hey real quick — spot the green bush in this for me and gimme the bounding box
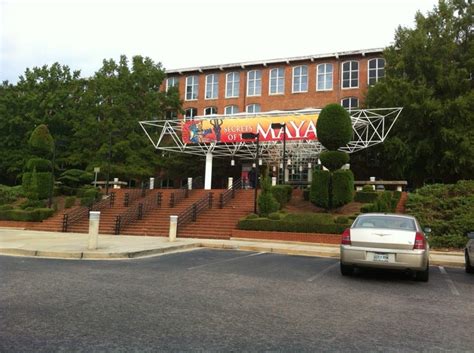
[268,212,282,220]
[310,170,330,208]
[19,199,45,210]
[78,187,100,200]
[332,169,354,208]
[428,234,467,249]
[316,104,352,150]
[335,216,349,224]
[0,204,14,211]
[25,158,52,172]
[362,185,375,192]
[271,185,292,209]
[257,175,280,217]
[246,213,259,220]
[59,169,94,189]
[0,185,22,205]
[354,191,379,203]
[80,197,95,207]
[22,170,52,200]
[28,124,54,157]
[0,208,54,221]
[360,203,376,213]
[319,151,349,171]
[238,215,346,234]
[64,196,76,209]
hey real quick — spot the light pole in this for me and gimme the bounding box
[242,132,260,214]
[270,123,286,183]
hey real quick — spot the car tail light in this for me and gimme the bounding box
[414,232,426,250]
[341,228,351,245]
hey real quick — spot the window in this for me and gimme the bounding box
[341,97,359,110]
[292,65,308,93]
[368,58,385,85]
[205,74,219,99]
[316,63,333,91]
[165,110,178,120]
[226,72,240,98]
[246,104,261,113]
[247,70,262,96]
[166,77,179,91]
[342,61,359,88]
[185,75,198,100]
[269,67,285,95]
[224,105,239,115]
[204,106,218,115]
[185,108,197,120]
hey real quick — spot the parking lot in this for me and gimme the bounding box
[1,249,473,352]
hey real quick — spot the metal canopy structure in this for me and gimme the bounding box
[139,108,402,165]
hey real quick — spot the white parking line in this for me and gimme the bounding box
[187,252,265,270]
[439,266,460,296]
[307,262,339,282]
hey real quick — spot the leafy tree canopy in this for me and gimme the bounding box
[366,0,473,185]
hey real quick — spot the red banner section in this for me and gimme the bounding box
[181,114,319,144]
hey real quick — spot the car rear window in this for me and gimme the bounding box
[353,216,416,231]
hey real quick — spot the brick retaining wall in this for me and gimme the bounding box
[231,229,341,244]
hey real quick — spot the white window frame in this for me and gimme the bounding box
[247,70,262,97]
[185,75,199,101]
[316,63,333,91]
[224,105,239,115]
[225,72,240,98]
[166,77,179,91]
[368,58,385,85]
[292,65,308,93]
[269,67,285,95]
[184,107,197,121]
[341,61,359,89]
[205,74,219,100]
[204,106,218,115]
[246,104,261,113]
[341,97,359,111]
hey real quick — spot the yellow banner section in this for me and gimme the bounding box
[182,114,319,144]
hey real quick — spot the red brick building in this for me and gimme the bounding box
[164,48,385,119]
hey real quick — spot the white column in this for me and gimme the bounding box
[204,152,213,190]
[307,170,312,183]
[113,177,119,189]
[284,169,289,183]
[228,177,233,189]
[88,211,100,250]
[397,186,403,192]
[149,177,155,190]
[188,177,193,190]
[169,215,178,242]
[271,177,277,186]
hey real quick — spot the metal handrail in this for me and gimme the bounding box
[115,191,162,235]
[219,178,242,209]
[62,192,115,232]
[177,192,213,230]
[123,185,147,207]
[169,185,189,208]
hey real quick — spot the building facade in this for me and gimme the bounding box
[163,48,385,119]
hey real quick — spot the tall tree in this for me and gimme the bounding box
[365,0,473,186]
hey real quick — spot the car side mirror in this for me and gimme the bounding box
[424,227,432,234]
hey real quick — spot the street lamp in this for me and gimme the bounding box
[270,123,286,183]
[242,132,260,214]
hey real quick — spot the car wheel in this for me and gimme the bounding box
[340,262,354,276]
[414,262,429,282]
[466,251,474,274]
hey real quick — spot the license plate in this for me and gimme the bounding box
[373,253,389,262]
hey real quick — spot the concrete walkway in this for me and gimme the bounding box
[0,228,465,268]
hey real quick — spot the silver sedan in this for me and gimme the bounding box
[340,213,430,281]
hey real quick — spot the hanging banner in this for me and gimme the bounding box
[181,114,319,144]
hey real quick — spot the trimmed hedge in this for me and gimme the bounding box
[0,208,54,221]
[354,191,379,203]
[25,158,52,172]
[64,196,76,209]
[28,124,54,157]
[332,169,354,208]
[257,176,279,216]
[310,170,330,208]
[238,218,347,234]
[359,191,400,213]
[271,185,292,209]
[22,171,52,200]
[316,104,352,150]
[319,151,349,171]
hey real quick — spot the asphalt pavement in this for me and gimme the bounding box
[1,249,473,352]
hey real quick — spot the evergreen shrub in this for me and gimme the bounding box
[332,170,354,208]
[310,170,330,208]
[271,185,292,208]
[316,104,352,150]
[319,151,349,171]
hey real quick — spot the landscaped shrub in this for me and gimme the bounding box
[427,234,468,249]
[59,169,94,189]
[19,199,45,210]
[319,151,349,171]
[0,185,22,205]
[335,216,349,224]
[271,185,292,209]
[28,124,54,157]
[310,170,330,208]
[0,208,54,221]
[362,185,375,192]
[332,169,354,208]
[64,196,76,209]
[25,158,52,172]
[246,213,259,220]
[257,175,280,217]
[22,169,52,200]
[354,191,379,203]
[316,104,352,150]
[268,212,282,220]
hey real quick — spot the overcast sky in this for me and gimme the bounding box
[1,0,439,83]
